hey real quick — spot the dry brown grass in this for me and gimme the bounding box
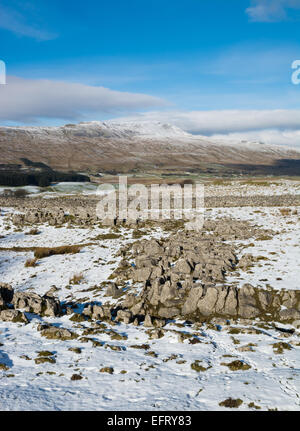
[69,273,84,285]
[24,258,38,268]
[94,233,121,240]
[211,179,232,186]
[34,245,82,259]
[279,208,291,216]
[0,242,94,256]
[240,180,277,186]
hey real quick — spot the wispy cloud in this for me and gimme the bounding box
[113,109,300,134]
[0,76,166,123]
[209,128,300,148]
[246,0,300,22]
[0,2,56,40]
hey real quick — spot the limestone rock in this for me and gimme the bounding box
[197,287,218,317]
[116,310,132,324]
[279,309,300,322]
[182,286,203,315]
[105,283,121,298]
[0,309,28,324]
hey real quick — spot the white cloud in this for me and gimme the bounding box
[0,3,56,40]
[113,109,300,148]
[114,109,300,133]
[0,76,166,123]
[209,129,300,148]
[246,0,300,22]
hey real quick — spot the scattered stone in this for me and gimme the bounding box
[39,325,78,340]
[68,347,82,354]
[219,398,243,408]
[99,367,114,374]
[105,283,121,298]
[35,357,56,364]
[221,360,251,371]
[191,361,211,372]
[71,374,83,381]
[0,363,10,371]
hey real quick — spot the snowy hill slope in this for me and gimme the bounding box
[0,121,299,173]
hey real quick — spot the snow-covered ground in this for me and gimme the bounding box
[206,180,300,196]
[210,206,300,291]
[0,188,299,411]
[0,182,99,197]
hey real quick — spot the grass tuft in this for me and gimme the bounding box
[34,245,82,259]
[25,258,38,268]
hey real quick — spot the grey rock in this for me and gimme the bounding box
[0,309,28,324]
[157,307,179,319]
[238,304,260,319]
[197,287,218,316]
[238,284,259,318]
[116,310,132,324]
[174,259,192,275]
[132,267,152,282]
[223,289,238,316]
[279,309,300,322]
[12,292,62,317]
[144,314,153,327]
[182,286,203,315]
[258,291,273,311]
[105,283,121,298]
[82,305,93,317]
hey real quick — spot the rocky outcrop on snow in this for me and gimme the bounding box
[0,286,63,323]
[103,222,300,327]
[5,193,300,231]
[1,215,299,328]
[12,291,62,317]
[115,271,300,326]
[10,207,128,227]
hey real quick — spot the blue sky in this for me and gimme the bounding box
[0,0,300,146]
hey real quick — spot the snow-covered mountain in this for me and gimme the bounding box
[0,121,191,140]
[0,121,299,173]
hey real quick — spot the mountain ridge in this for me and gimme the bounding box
[0,121,299,174]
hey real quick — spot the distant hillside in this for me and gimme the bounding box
[0,121,299,175]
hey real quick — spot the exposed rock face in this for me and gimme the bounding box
[11,208,97,227]
[105,283,121,298]
[113,218,266,287]
[115,310,133,324]
[0,283,14,307]
[12,292,62,317]
[119,282,300,325]
[0,309,28,324]
[107,223,300,326]
[4,193,300,234]
[38,324,78,340]
[10,207,142,227]
[0,286,62,323]
[88,304,113,321]
[0,216,298,329]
